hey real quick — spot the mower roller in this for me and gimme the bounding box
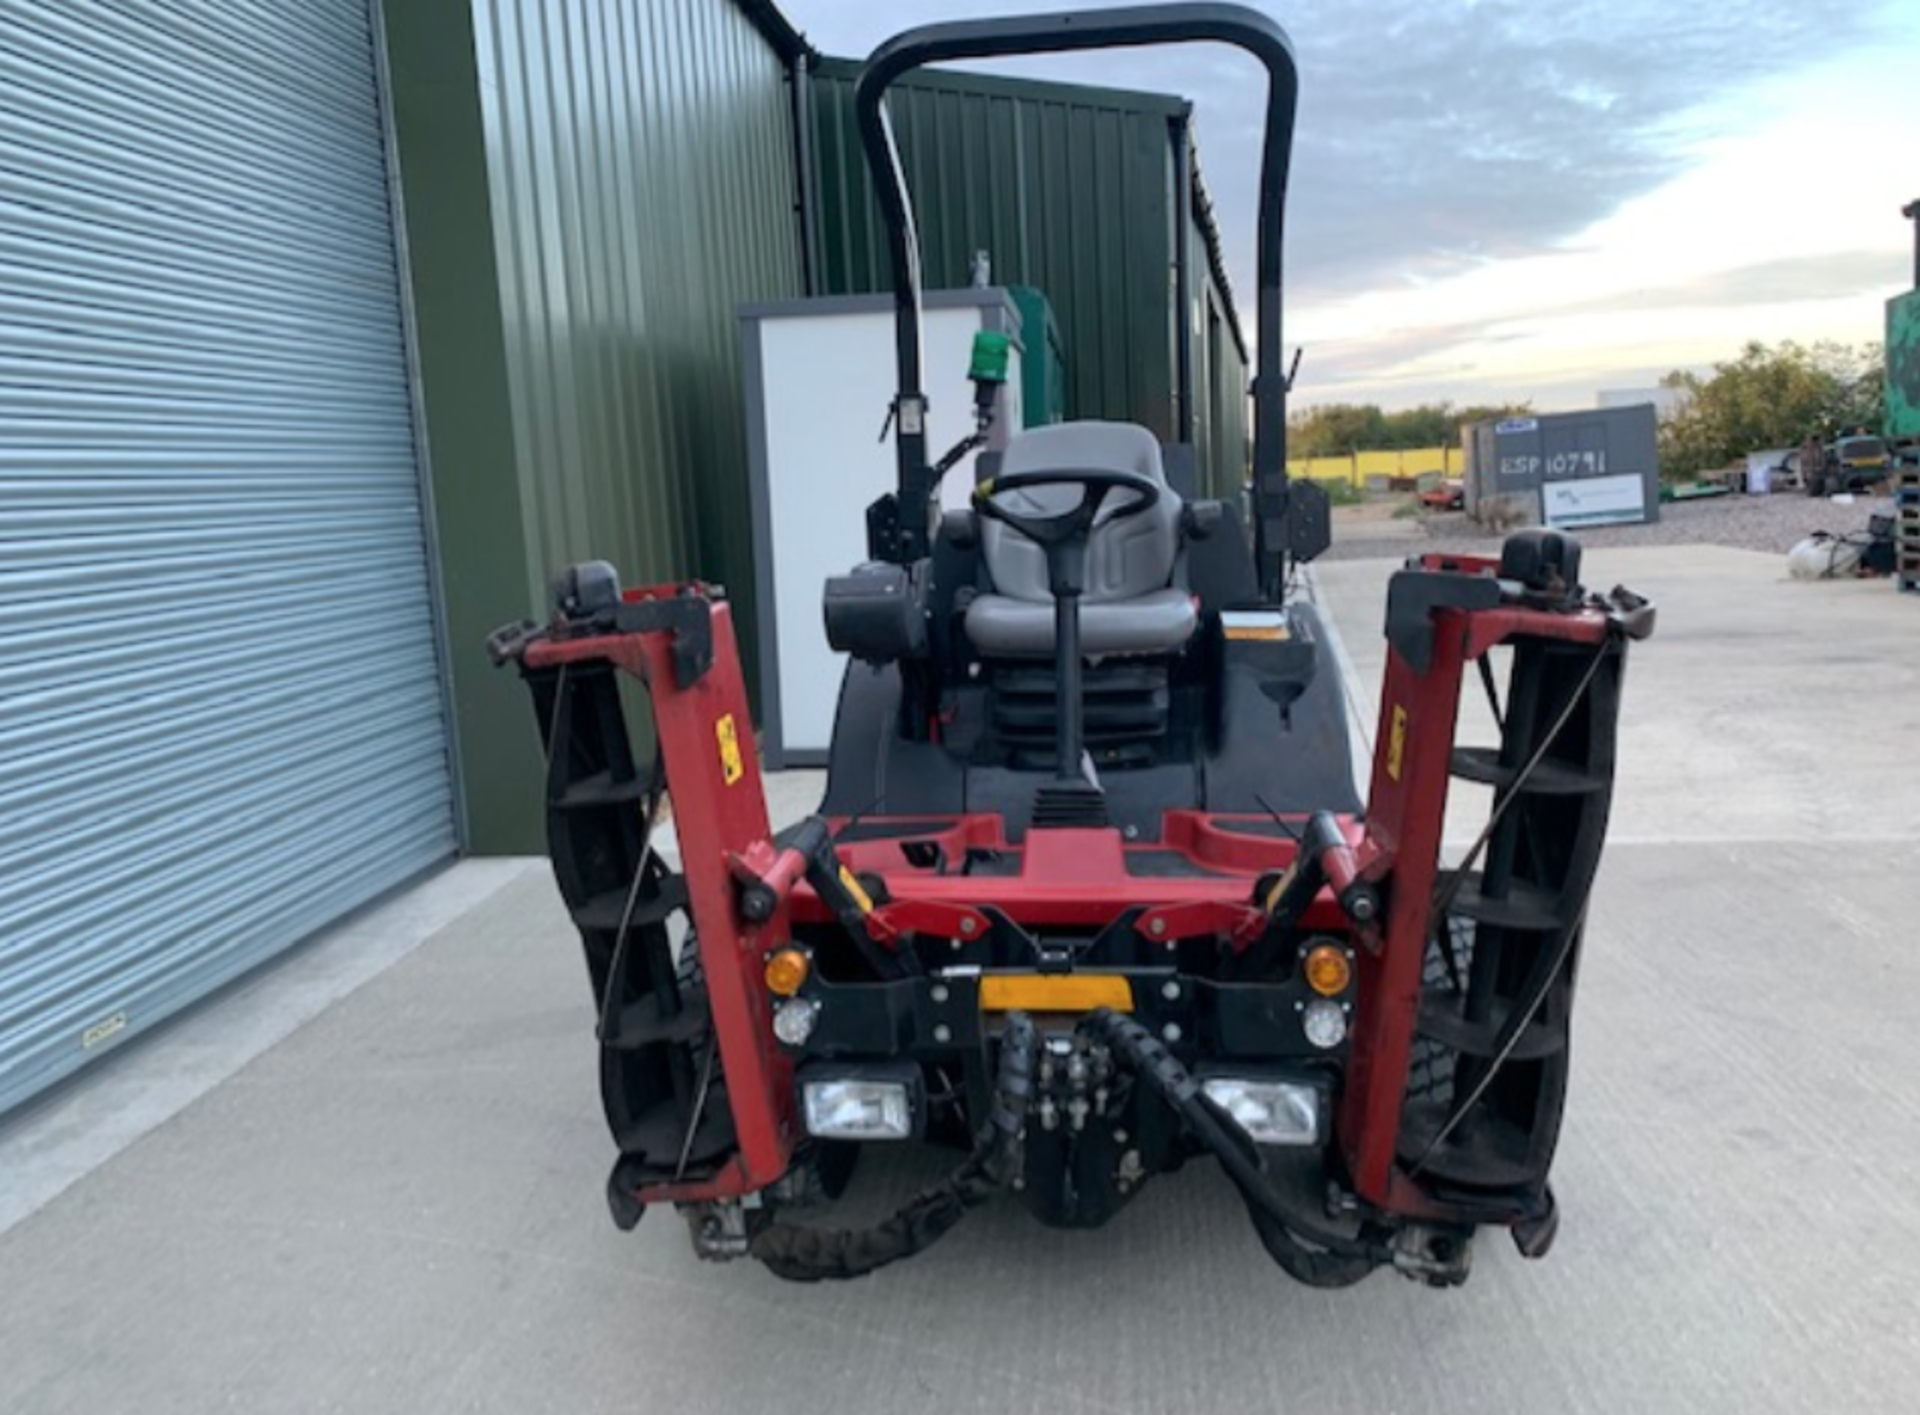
[490,2,1654,1287]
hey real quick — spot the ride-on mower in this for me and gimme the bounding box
[490,3,1654,1287]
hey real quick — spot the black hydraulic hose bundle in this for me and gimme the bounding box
[749,1013,1037,1282]
[1084,1009,1388,1265]
[749,1007,1388,1279]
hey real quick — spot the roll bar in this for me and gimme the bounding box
[855,4,1300,588]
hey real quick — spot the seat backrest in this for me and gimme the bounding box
[979,422,1184,603]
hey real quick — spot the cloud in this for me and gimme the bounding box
[788,0,1914,404]
[1235,0,1890,299]
[791,0,1893,300]
[1292,247,1902,406]
[1545,248,1904,319]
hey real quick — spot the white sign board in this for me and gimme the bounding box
[749,299,1023,760]
[1541,473,1646,529]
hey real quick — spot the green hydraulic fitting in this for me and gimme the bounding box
[969,330,1012,384]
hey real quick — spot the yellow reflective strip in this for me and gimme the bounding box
[978,974,1133,1013]
[838,865,874,915]
[1264,862,1298,914]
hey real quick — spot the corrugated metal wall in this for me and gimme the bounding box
[811,60,1182,447]
[1195,275,1250,500]
[0,0,456,1110]
[810,59,1250,500]
[470,0,805,635]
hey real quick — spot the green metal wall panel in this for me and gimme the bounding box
[386,0,803,853]
[1193,270,1250,500]
[811,60,1181,442]
[473,0,803,627]
[385,0,806,848]
[383,0,532,853]
[810,59,1249,499]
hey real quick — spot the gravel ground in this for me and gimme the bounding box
[1320,487,1898,561]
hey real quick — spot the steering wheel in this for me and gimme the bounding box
[970,466,1162,549]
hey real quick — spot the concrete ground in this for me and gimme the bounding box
[4,546,1918,1414]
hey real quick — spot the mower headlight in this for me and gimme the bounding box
[1302,999,1348,1049]
[772,997,820,1047]
[801,1076,916,1141]
[1200,1076,1325,1146]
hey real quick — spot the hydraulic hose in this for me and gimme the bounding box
[1084,1009,1389,1264]
[749,1013,1036,1282]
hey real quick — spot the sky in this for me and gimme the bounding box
[790,0,1920,412]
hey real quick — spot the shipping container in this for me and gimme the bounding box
[1462,406,1660,529]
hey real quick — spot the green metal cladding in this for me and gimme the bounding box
[470,0,804,625]
[384,0,804,851]
[808,58,1250,497]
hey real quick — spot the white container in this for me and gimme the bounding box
[1787,534,1861,579]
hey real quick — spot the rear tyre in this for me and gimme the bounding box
[1405,918,1473,1103]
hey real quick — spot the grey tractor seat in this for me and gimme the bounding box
[965,421,1198,658]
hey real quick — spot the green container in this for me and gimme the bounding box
[1008,286,1067,427]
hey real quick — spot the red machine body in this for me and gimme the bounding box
[506,552,1648,1282]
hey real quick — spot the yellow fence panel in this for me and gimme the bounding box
[1284,445,1459,487]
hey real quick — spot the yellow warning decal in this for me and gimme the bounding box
[716,713,744,786]
[1386,704,1408,782]
[838,865,875,914]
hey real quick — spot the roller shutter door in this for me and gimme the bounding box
[0,0,456,1112]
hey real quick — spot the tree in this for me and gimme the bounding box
[1288,400,1533,457]
[1655,340,1886,476]
[1288,403,1387,456]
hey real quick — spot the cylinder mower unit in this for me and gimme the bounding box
[488,3,1655,1289]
